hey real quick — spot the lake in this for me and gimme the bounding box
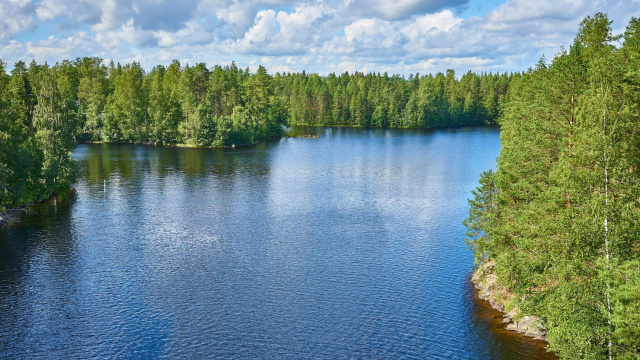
[0,126,555,359]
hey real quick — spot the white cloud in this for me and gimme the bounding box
[155,20,212,47]
[0,0,36,42]
[91,0,127,32]
[0,32,101,66]
[347,0,468,20]
[276,3,328,40]
[95,19,156,48]
[238,9,278,46]
[344,18,404,56]
[214,2,260,38]
[269,64,295,73]
[402,10,462,40]
[36,0,70,21]
[229,4,337,55]
[1,0,640,77]
[486,0,586,24]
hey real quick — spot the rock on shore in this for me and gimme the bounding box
[472,259,547,341]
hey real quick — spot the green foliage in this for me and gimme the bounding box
[33,65,78,194]
[76,57,109,141]
[105,62,146,143]
[276,69,514,128]
[465,13,640,359]
[611,260,640,359]
[464,169,497,263]
[0,13,636,358]
[0,60,77,210]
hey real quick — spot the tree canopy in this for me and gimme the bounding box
[465,14,640,359]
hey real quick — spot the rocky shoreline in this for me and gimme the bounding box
[472,259,547,341]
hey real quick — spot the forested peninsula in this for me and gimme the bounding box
[0,54,515,210]
[465,14,640,359]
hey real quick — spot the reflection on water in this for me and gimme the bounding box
[0,126,554,359]
[467,277,557,360]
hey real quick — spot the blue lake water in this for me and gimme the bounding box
[0,126,555,359]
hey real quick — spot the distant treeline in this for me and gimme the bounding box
[276,69,515,128]
[8,58,517,146]
[0,57,516,209]
[465,14,640,359]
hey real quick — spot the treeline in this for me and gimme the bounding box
[6,59,518,148]
[76,60,288,147]
[465,14,640,359]
[275,70,515,128]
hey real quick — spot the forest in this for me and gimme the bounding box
[0,55,515,210]
[465,14,640,359]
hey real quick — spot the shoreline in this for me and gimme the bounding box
[0,189,73,229]
[471,259,548,341]
[76,140,259,149]
[75,124,498,149]
[0,206,28,228]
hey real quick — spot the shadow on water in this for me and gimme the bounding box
[74,143,275,186]
[0,192,83,356]
[0,192,78,275]
[465,274,558,360]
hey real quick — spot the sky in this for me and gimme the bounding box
[1,0,639,76]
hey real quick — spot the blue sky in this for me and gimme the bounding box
[1,0,638,75]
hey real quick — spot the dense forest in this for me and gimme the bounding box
[465,14,640,359]
[276,69,514,128]
[0,61,78,212]
[0,55,515,210]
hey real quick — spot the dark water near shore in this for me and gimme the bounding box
[0,126,555,359]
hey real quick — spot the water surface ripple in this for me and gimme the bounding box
[0,127,554,359]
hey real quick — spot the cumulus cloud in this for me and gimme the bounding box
[214,1,262,38]
[347,0,468,20]
[36,0,70,21]
[234,9,278,49]
[0,0,36,42]
[320,10,463,60]
[0,32,103,66]
[31,0,201,32]
[94,19,157,48]
[155,20,213,47]
[205,0,301,38]
[276,3,328,41]
[90,0,129,32]
[403,10,463,38]
[229,3,337,55]
[1,0,640,76]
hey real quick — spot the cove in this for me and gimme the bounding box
[0,126,554,359]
